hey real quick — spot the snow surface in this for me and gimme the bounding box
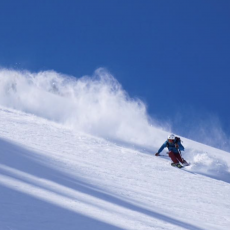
[0,69,230,230]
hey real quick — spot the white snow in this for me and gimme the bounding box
[0,69,230,230]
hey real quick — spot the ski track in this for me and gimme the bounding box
[0,106,230,230]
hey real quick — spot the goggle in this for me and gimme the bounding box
[168,139,174,142]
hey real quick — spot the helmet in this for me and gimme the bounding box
[168,134,175,140]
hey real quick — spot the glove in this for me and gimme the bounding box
[175,144,179,149]
[155,153,160,156]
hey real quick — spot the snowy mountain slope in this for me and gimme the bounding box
[1,107,230,230]
[1,69,230,229]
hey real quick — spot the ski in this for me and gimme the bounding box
[157,154,191,167]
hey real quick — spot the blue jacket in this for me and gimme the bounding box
[157,140,184,154]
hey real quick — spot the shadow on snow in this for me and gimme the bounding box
[0,138,205,230]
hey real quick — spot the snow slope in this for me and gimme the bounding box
[1,107,230,230]
[0,68,230,230]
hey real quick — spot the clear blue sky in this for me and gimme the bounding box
[0,0,230,141]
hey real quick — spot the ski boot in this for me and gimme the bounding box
[171,163,183,168]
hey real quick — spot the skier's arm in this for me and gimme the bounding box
[178,142,184,151]
[155,142,167,155]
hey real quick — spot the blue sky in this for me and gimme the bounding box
[0,0,230,144]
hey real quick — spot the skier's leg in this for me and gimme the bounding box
[168,151,179,163]
[176,153,189,165]
[175,153,184,163]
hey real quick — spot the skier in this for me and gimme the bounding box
[155,134,189,168]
